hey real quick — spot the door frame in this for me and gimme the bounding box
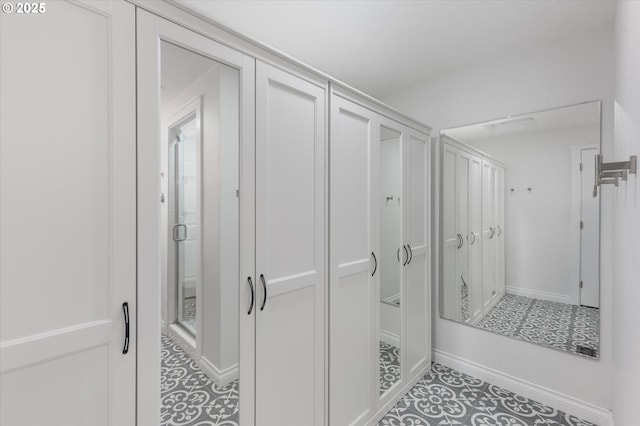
[136,9,256,426]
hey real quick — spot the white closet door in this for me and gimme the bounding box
[495,167,506,298]
[457,152,471,323]
[442,143,460,320]
[404,128,430,377]
[255,63,325,426]
[468,154,484,324]
[329,95,377,426]
[0,2,136,425]
[481,160,496,311]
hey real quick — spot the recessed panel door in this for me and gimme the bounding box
[255,63,325,426]
[468,154,484,324]
[0,2,136,425]
[403,129,430,378]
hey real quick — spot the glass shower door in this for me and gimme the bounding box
[172,115,199,336]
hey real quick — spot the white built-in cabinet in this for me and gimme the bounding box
[442,136,505,324]
[482,157,506,310]
[0,2,136,425]
[1,2,431,425]
[330,89,431,426]
[254,62,326,426]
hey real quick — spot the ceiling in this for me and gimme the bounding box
[442,101,601,143]
[174,0,615,97]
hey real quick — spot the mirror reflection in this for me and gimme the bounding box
[379,126,402,395]
[160,41,240,423]
[440,101,601,358]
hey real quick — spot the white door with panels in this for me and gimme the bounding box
[442,143,462,320]
[402,127,431,378]
[482,160,498,310]
[136,11,257,425]
[255,62,326,426]
[330,94,378,426]
[1,1,136,425]
[441,137,483,324]
[330,90,431,425]
[495,166,506,299]
[468,153,484,324]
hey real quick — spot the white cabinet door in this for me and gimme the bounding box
[0,2,136,425]
[468,154,484,324]
[457,152,471,323]
[403,128,430,377]
[481,160,496,311]
[329,95,377,426]
[255,63,325,426]
[442,144,460,320]
[495,166,506,298]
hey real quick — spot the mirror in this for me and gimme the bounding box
[160,40,240,423]
[379,125,402,394]
[440,101,601,358]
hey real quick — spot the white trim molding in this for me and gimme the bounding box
[506,287,572,305]
[433,349,613,426]
[199,357,239,388]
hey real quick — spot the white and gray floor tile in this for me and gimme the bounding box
[476,294,599,357]
[378,363,596,426]
[161,334,238,426]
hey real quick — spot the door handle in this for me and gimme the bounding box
[407,244,413,265]
[260,274,267,311]
[402,245,409,266]
[469,232,476,246]
[489,227,495,239]
[371,252,378,276]
[496,225,502,237]
[172,224,187,241]
[122,302,130,355]
[457,233,464,249]
[397,248,401,263]
[247,277,255,315]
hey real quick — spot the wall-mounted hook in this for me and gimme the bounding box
[594,154,637,197]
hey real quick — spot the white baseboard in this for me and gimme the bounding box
[380,330,400,348]
[199,356,238,388]
[506,286,571,304]
[433,349,613,426]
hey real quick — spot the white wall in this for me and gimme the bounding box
[382,23,614,414]
[612,1,640,423]
[470,124,600,304]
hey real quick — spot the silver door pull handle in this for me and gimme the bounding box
[173,224,187,242]
[456,233,464,249]
[469,232,476,246]
[489,227,495,239]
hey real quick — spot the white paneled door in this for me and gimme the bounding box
[403,128,430,377]
[255,62,326,426]
[0,1,136,425]
[329,95,378,426]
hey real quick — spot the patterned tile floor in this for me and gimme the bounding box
[379,363,596,426]
[162,334,594,426]
[380,342,400,394]
[476,294,599,357]
[161,334,239,426]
